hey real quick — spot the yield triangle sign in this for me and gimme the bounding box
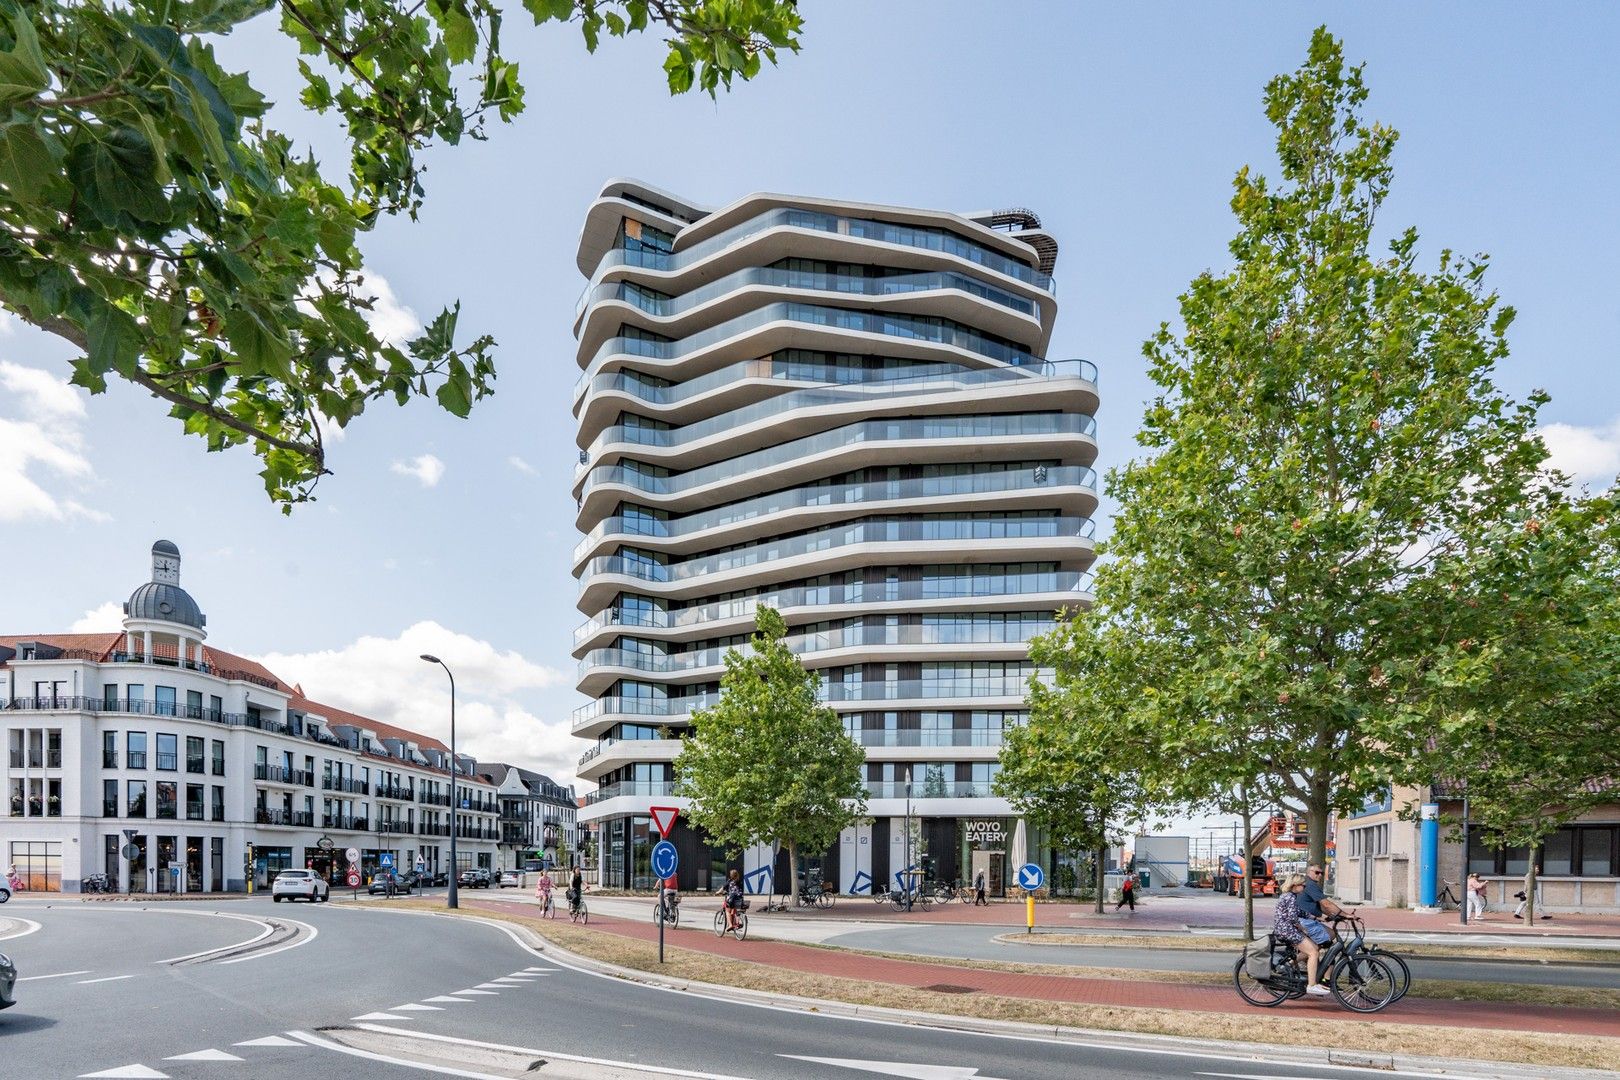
[649,805,679,838]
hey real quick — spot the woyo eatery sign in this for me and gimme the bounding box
[965,819,1007,845]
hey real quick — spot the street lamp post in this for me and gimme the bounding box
[904,766,914,913]
[420,654,458,910]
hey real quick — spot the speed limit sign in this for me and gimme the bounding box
[346,868,361,887]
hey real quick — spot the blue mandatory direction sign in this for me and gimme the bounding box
[379,853,394,870]
[651,840,679,880]
[1017,862,1044,891]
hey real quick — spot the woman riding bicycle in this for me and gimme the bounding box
[568,866,584,913]
[535,868,554,916]
[719,868,744,931]
[1273,873,1330,996]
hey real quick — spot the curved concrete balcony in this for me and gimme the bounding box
[577,366,1097,473]
[573,302,1050,397]
[576,620,1055,696]
[570,676,1041,739]
[573,466,1098,569]
[576,736,681,782]
[572,570,1095,654]
[576,517,1095,612]
[575,412,1096,514]
[575,266,1047,360]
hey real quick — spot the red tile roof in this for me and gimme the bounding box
[0,633,121,659]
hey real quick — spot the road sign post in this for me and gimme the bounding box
[1017,863,1044,935]
[651,839,679,964]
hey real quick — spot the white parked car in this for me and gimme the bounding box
[271,869,330,903]
[498,871,521,888]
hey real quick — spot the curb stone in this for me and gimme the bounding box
[446,909,1619,1080]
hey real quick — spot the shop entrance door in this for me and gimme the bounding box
[971,851,1005,898]
[1360,855,1375,904]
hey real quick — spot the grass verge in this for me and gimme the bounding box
[408,900,1620,1073]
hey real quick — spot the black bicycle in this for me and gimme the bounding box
[568,888,589,924]
[1333,912,1412,1003]
[1233,930,1399,1013]
[1435,880,1463,910]
[652,889,679,929]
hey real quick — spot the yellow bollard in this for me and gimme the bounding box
[1026,893,1035,934]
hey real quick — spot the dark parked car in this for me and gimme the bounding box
[368,874,412,896]
[457,868,493,888]
[407,870,447,889]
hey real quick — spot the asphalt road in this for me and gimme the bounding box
[0,895,1569,1080]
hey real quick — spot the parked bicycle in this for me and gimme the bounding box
[82,873,114,894]
[927,879,974,904]
[1435,880,1463,911]
[1233,921,1400,1012]
[873,884,932,911]
[795,879,836,909]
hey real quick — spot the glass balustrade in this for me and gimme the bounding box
[574,570,1095,645]
[584,780,678,805]
[574,467,1097,561]
[582,516,1092,588]
[582,366,1097,459]
[578,355,1097,412]
[580,266,1039,326]
[865,781,996,799]
[573,675,1047,727]
[579,414,1093,502]
[852,729,1008,748]
[579,620,1057,679]
[577,207,1055,319]
[577,302,1044,390]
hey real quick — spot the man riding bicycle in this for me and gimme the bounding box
[1299,863,1354,977]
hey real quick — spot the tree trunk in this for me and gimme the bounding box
[1306,784,1331,872]
[1239,796,1255,941]
[787,840,798,906]
[1523,862,1536,923]
[1093,844,1105,915]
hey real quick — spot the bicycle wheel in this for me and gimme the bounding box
[873,890,889,904]
[652,902,663,926]
[577,900,589,925]
[734,912,748,940]
[817,890,834,909]
[1330,955,1397,1013]
[1368,946,1411,1002]
[1231,956,1289,1007]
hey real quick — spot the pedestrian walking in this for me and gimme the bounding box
[1115,872,1137,911]
[973,868,988,906]
[1466,872,1487,921]
[1514,866,1552,920]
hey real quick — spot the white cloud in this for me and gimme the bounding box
[361,271,423,347]
[1541,417,1620,490]
[253,621,574,780]
[0,360,108,523]
[69,601,125,633]
[391,453,445,488]
[507,455,536,475]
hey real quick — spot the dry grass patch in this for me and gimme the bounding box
[433,902,1620,1073]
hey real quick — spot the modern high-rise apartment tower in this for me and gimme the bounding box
[571,180,1098,896]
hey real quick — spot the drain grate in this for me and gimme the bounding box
[919,983,978,994]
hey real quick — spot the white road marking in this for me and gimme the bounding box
[218,918,318,964]
[453,987,498,995]
[352,1011,412,1021]
[472,982,509,989]
[77,974,138,985]
[77,1067,168,1079]
[164,1050,243,1062]
[233,1036,301,1048]
[423,995,473,1003]
[153,912,277,964]
[488,976,530,983]
[522,966,559,972]
[0,916,43,941]
[391,1002,444,1011]
[18,969,92,981]
[286,1029,530,1080]
[346,1024,757,1080]
[782,1057,1005,1079]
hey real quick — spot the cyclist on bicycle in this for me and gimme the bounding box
[1273,873,1330,996]
[1299,863,1351,973]
[719,868,744,931]
[535,868,554,915]
[568,866,584,914]
[659,873,680,920]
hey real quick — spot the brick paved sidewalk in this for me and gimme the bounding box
[468,898,1620,1039]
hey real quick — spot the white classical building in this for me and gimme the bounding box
[570,180,1099,896]
[1,541,503,893]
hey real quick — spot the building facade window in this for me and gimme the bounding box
[156,733,177,771]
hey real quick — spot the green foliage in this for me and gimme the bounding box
[1078,28,1560,866]
[0,0,801,508]
[674,605,866,902]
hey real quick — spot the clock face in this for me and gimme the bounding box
[153,556,180,581]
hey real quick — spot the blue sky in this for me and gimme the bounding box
[3,3,1617,802]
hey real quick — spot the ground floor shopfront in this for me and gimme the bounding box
[1,821,497,893]
[591,811,1068,898]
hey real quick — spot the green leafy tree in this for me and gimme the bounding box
[1090,27,1556,867]
[674,605,866,904]
[1396,492,1619,919]
[997,619,1159,914]
[0,0,801,507]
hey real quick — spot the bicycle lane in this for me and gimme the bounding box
[459,899,1620,1039]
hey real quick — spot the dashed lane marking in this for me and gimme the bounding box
[472,982,509,990]
[76,1067,168,1079]
[163,1050,243,1062]
[453,987,498,995]
[352,1011,412,1021]
[77,974,137,985]
[19,969,91,981]
[423,995,474,1003]
[391,1003,444,1011]
[233,1036,301,1047]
